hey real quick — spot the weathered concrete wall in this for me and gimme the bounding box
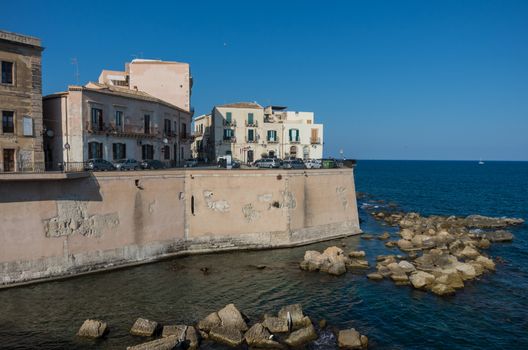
[0,168,360,287]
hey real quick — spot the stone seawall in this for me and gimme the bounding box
[0,168,360,287]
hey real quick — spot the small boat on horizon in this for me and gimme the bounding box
[479,158,485,165]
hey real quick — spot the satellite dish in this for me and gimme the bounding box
[163,138,168,144]
[46,129,54,137]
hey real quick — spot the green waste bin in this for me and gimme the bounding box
[322,159,335,169]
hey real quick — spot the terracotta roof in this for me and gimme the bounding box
[216,102,263,109]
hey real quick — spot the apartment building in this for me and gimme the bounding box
[43,59,193,168]
[192,114,213,161]
[0,30,44,172]
[43,84,192,168]
[206,102,323,163]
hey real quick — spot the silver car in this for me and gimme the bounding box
[257,158,280,168]
[114,159,140,170]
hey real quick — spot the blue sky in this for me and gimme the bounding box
[2,0,527,160]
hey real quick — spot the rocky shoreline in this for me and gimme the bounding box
[77,303,368,349]
[301,197,524,296]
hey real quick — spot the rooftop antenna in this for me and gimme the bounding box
[71,57,80,84]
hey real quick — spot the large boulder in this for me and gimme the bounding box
[367,272,384,280]
[77,319,108,338]
[337,328,368,349]
[409,271,435,289]
[126,335,179,350]
[398,260,416,273]
[346,259,369,269]
[197,312,221,333]
[328,261,347,276]
[278,304,304,330]
[300,251,327,271]
[477,230,514,242]
[431,283,455,296]
[475,256,496,271]
[390,274,409,284]
[349,250,366,258]
[323,246,347,264]
[434,268,464,289]
[209,325,244,347]
[130,318,159,337]
[460,246,480,259]
[218,304,248,331]
[284,324,318,347]
[400,229,414,240]
[397,239,413,251]
[162,325,199,349]
[244,323,283,349]
[454,263,477,280]
[262,316,289,333]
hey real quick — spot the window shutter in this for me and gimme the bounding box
[289,129,292,141]
[123,143,126,158]
[113,143,117,159]
[248,113,253,124]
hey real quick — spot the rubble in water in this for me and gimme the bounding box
[367,209,523,296]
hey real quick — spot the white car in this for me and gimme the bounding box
[304,159,322,169]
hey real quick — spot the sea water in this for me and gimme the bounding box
[0,160,527,349]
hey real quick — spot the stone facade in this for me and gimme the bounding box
[0,168,360,287]
[0,30,44,172]
[43,83,192,167]
[199,102,324,163]
[192,113,213,160]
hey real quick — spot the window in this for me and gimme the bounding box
[247,113,254,125]
[223,128,234,140]
[144,114,151,134]
[115,111,123,128]
[267,130,277,142]
[247,129,255,142]
[3,149,15,172]
[88,142,103,159]
[23,116,33,136]
[142,144,154,160]
[2,111,14,133]
[289,129,300,142]
[112,143,126,159]
[163,145,170,160]
[164,119,172,134]
[181,123,187,138]
[91,108,103,130]
[1,61,13,84]
[226,112,232,124]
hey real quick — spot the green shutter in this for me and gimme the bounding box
[248,113,254,125]
[289,129,292,141]
[226,112,232,123]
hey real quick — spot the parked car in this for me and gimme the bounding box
[184,158,199,167]
[218,157,241,169]
[321,158,343,169]
[140,159,166,170]
[282,158,306,169]
[256,158,281,168]
[252,159,263,167]
[304,159,322,169]
[85,158,115,171]
[114,159,140,171]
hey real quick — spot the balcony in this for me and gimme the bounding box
[246,137,258,143]
[86,122,158,139]
[267,137,279,144]
[245,120,258,127]
[289,139,301,144]
[223,120,237,127]
[310,137,321,144]
[223,137,237,143]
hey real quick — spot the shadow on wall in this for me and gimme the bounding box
[0,175,103,203]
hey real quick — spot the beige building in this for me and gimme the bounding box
[43,83,192,167]
[192,113,212,160]
[203,102,323,163]
[98,59,192,112]
[0,30,44,172]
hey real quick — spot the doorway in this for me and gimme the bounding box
[3,149,15,172]
[247,150,254,163]
[289,146,297,158]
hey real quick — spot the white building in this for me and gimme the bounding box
[199,102,323,163]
